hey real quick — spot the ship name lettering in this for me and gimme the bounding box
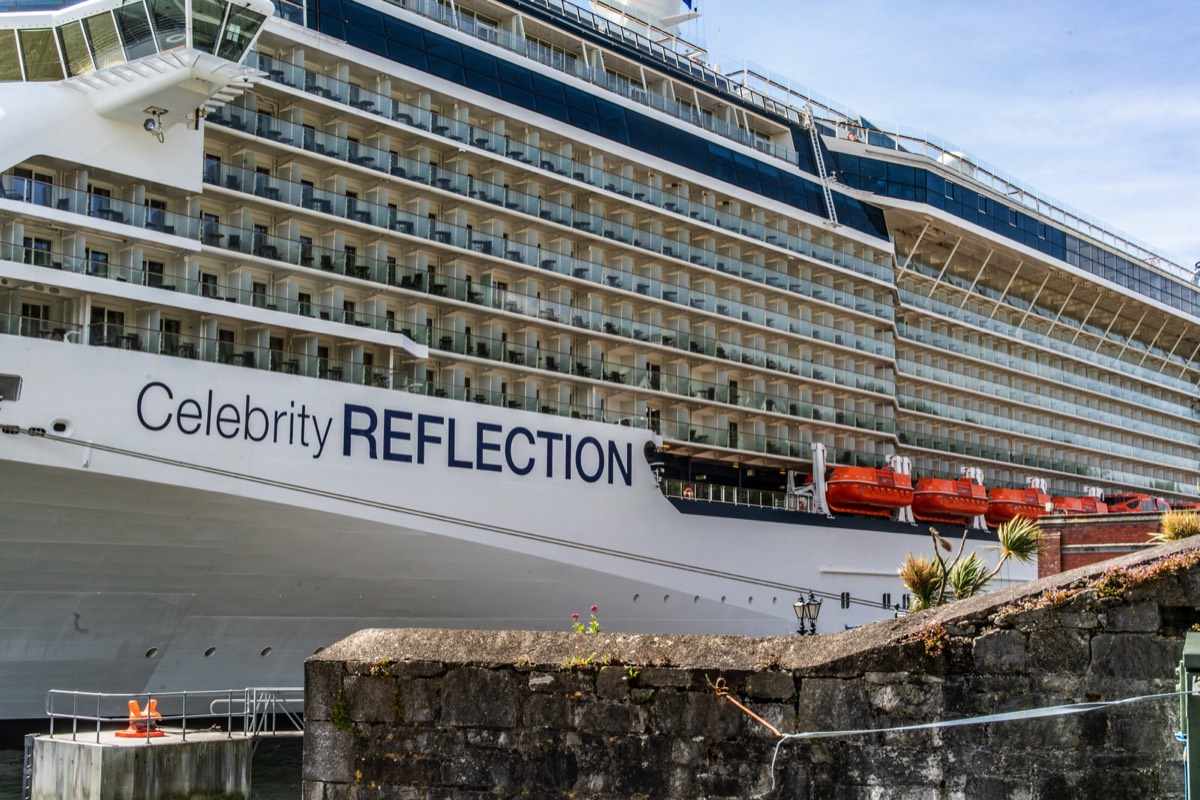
[136,381,332,458]
[343,403,632,485]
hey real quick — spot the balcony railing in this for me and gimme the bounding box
[246,51,893,284]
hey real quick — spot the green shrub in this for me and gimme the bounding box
[1155,510,1200,541]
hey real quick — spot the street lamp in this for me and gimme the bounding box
[793,592,822,636]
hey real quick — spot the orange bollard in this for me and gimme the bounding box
[115,698,164,738]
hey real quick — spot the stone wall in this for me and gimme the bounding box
[304,539,1200,799]
[1039,512,1161,577]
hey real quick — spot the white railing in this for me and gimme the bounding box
[661,478,810,513]
[44,687,304,743]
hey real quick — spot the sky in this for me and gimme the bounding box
[683,0,1199,271]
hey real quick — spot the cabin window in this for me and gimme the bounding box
[201,272,219,298]
[22,237,52,266]
[20,303,50,337]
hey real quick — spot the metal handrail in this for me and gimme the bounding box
[661,478,810,513]
[44,687,303,744]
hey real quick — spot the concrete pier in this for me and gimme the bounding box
[31,730,252,800]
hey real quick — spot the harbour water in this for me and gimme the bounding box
[0,736,302,799]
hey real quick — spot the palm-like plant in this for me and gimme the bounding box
[899,554,942,610]
[898,516,1044,610]
[991,516,1042,567]
[948,551,988,600]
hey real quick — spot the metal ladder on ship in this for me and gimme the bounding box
[802,104,839,227]
[22,733,35,800]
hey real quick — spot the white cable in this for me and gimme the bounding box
[769,689,1188,789]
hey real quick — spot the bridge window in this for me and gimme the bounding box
[0,30,19,82]
[56,21,94,77]
[83,11,124,70]
[115,3,157,61]
[18,28,64,81]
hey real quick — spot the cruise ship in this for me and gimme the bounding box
[1,0,1196,721]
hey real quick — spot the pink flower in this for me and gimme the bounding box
[590,605,599,612]
[572,613,579,620]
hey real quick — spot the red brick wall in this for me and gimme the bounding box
[1038,514,1161,577]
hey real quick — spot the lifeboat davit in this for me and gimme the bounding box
[824,466,914,518]
[911,477,987,525]
[985,487,1050,527]
[1052,496,1109,515]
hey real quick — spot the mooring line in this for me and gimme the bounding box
[707,679,1190,791]
[764,689,1189,789]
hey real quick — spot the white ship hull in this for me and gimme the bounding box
[0,338,1027,720]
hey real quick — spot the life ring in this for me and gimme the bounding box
[846,131,858,142]
[683,487,694,500]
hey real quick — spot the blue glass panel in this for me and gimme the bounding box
[318,16,345,40]
[886,162,914,186]
[343,4,385,56]
[530,72,565,115]
[594,99,627,144]
[464,64,500,96]
[562,84,595,119]
[461,47,497,78]
[384,17,424,67]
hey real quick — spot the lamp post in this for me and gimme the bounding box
[793,592,822,635]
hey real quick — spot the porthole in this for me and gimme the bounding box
[144,647,158,658]
[632,593,639,602]
[663,594,670,603]
[260,647,273,657]
[748,596,753,605]
[772,597,778,605]
[204,647,217,658]
[693,595,700,604]
[50,418,73,436]
[720,595,726,603]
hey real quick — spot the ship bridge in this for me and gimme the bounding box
[1,0,272,181]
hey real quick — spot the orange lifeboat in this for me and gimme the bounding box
[824,466,914,518]
[911,477,987,525]
[985,487,1050,527]
[1052,496,1109,515]
[1106,494,1171,514]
